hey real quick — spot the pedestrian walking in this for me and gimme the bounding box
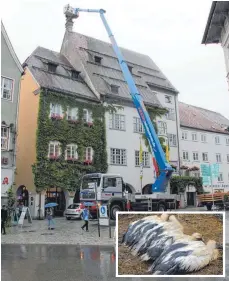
[1,205,8,235]
[81,206,89,232]
[46,207,55,230]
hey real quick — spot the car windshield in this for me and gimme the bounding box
[67,204,80,209]
[81,177,101,190]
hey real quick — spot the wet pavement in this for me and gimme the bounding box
[1,244,229,281]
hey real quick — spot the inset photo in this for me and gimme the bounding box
[116,212,225,277]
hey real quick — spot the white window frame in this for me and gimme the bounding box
[193,152,199,161]
[50,103,63,118]
[192,133,198,142]
[84,147,93,162]
[157,121,167,136]
[133,117,144,133]
[182,151,189,161]
[1,126,10,151]
[168,134,177,147]
[65,144,78,160]
[1,76,14,101]
[226,138,229,146]
[215,136,220,145]
[165,108,175,120]
[110,148,127,165]
[218,173,223,182]
[181,131,188,140]
[135,151,150,167]
[109,114,125,131]
[216,153,222,163]
[165,95,172,104]
[202,152,208,162]
[48,141,61,158]
[66,107,78,121]
[83,109,93,123]
[201,134,207,143]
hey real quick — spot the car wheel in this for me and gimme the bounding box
[157,202,167,211]
[66,217,71,220]
[110,205,122,220]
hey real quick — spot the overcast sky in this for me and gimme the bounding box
[2,0,229,118]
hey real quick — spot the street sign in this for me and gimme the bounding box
[18,207,32,226]
[202,176,210,185]
[200,164,210,177]
[99,205,108,218]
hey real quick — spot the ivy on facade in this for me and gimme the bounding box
[32,90,108,192]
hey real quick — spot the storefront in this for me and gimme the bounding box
[1,168,13,205]
[45,187,66,216]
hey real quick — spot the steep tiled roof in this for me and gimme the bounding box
[25,47,99,101]
[60,31,178,107]
[179,102,229,134]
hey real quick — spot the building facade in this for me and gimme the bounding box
[179,102,229,193]
[202,1,229,86]
[1,21,23,205]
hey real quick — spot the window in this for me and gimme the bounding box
[50,103,63,118]
[48,63,57,73]
[1,127,9,150]
[66,144,78,160]
[181,131,188,140]
[218,173,223,182]
[67,107,78,120]
[215,136,220,144]
[168,134,177,147]
[48,141,61,158]
[165,108,175,120]
[157,121,167,135]
[1,77,13,101]
[201,134,207,143]
[193,172,200,178]
[109,114,125,130]
[133,117,144,133]
[110,84,119,94]
[193,152,199,161]
[94,56,102,64]
[135,151,150,167]
[83,109,93,123]
[128,65,133,73]
[226,138,229,145]
[110,148,127,165]
[165,95,172,103]
[202,152,208,162]
[192,133,197,141]
[216,153,222,163]
[71,70,80,79]
[84,147,93,162]
[182,151,189,161]
[227,154,229,163]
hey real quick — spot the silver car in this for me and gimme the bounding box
[65,203,83,220]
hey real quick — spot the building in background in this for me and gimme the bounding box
[1,21,23,205]
[179,102,229,196]
[202,1,229,86]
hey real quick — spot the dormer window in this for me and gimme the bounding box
[128,65,133,73]
[111,84,119,94]
[94,56,102,64]
[71,70,80,79]
[48,63,57,73]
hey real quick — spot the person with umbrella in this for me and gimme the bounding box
[45,203,57,230]
[81,205,89,232]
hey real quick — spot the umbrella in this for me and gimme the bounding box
[44,202,58,208]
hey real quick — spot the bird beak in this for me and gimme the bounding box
[216,243,223,250]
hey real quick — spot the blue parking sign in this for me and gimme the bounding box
[99,205,107,217]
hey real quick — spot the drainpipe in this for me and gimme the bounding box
[174,94,181,176]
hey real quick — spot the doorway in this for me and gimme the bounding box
[45,187,66,216]
[187,192,195,206]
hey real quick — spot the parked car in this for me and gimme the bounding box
[65,203,84,220]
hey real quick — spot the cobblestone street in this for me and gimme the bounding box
[1,218,115,246]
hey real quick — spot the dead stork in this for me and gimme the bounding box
[149,240,219,275]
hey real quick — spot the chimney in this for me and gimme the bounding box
[65,16,74,32]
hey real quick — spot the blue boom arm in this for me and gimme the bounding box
[64,5,173,192]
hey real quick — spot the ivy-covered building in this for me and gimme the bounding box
[15,15,180,217]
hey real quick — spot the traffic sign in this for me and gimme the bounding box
[200,164,210,177]
[99,205,108,218]
[211,164,219,178]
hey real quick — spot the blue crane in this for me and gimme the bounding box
[64,5,174,193]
